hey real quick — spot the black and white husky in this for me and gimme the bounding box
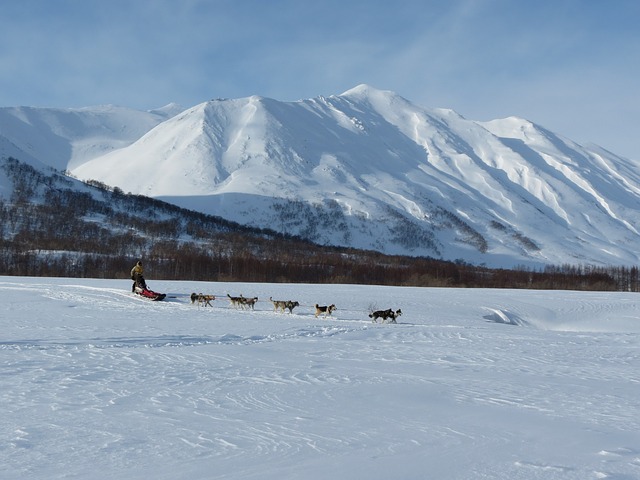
[369,308,402,323]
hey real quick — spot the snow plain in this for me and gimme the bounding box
[2,276,640,479]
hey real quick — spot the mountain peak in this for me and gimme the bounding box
[340,83,378,95]
[338,84,398,100]
[3,87,639,268]
[149,103,186,118]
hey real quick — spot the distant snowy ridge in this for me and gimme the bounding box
[1,85,639,268]
[0,104,182,172]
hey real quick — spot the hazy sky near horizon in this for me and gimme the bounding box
[1,0,638,160]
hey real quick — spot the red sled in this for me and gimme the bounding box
[134,286,166,301]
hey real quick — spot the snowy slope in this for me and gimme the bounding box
[0,104,183,171]
[2,276,639,480]
[2,85,640,267]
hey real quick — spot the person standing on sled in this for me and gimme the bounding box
[130,261,166,300]
[130,261,147,292]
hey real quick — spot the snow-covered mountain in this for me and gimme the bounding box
[0,103,183,171]
[2,85,639,268]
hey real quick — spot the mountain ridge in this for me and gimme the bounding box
[1,84,639,268]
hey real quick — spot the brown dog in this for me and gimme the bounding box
[191,293,215,307]
[240,296,259,310]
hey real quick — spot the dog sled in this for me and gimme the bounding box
[133,283,166,301]
[131,269,166,301]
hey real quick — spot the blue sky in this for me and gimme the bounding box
[1,0,638,160]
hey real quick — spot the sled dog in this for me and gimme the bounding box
[369,308,402,323]
[270,297,300,314]
[240,296,259,310]
[315,304,337,318]
[227,293,244,308]
[191,293,215,307]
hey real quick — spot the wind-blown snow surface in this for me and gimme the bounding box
[2,276,640,479]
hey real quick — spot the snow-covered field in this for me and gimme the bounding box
[2,276,639,479]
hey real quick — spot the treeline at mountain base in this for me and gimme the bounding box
[2,245,639,292]
[1,156,638,292]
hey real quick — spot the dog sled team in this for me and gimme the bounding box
[225,294,339,319]
[223,294,337,319]
[191,292,400,323]
[131,260,402,322]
